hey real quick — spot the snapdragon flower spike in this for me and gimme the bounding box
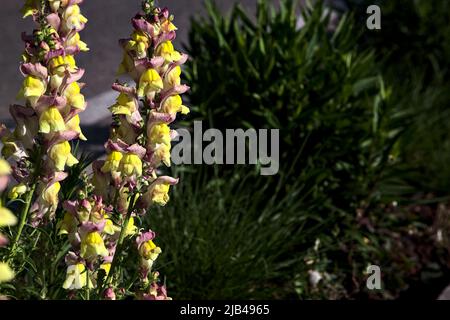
[59,194,139,291]
[94,4,188,206]
[89,1,188,297]
[1,0,89,226]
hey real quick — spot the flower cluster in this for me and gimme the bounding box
[1,0,88,227]
[57,0,188,299]
[0,160,17,284]
[59,195,139,292]
[92,3,189,210]
[0,0,183,300]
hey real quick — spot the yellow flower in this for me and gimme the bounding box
[66,32,89,52]
[57,212,78,235]
[0,158,11,193]
[17,76,46,106]
[77,203,92,223]
[101,151,123,174]
[139,240,162,271]
[42,182,61,209]
[160,20,178,32]
[92,169,110,200]
[49,56,76,87]
[66,115,87,140]
[0,207,17,227]
[164,66,181,88]
[0,158,12,192]
[124,216,138,237]
[49,55,77,74]
[0,159,11,176]
[1,141,20,159]
[80,232,109,261]
[161,95,190,115]
[137,69,163,99]
[119,154,143,177]
[0,263,15,283]
[39,107,66,134]
[139,240,162,261]
[62,263,93,290]
[109,93,137,116]
[125,31,151,59]
[103,216,117,235]
[48,0,62,12]
[11,109,39,150]
[113,119,138,145]
[62,5,88,32]
[155,41,181,63]
[148,123,171,147]
[99,262,111,276]
[117,52,134,76]
[132,30,150,45]
[148,183,171,206]
[117,186,130,213]
[49,56,77,90]
[8,183,28,200]
[21,0,39,18]
[49,141,79,171]
[153,143,171,167]
[64,82,86,110]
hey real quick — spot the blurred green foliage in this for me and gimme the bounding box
[186,0,397,210]
[343,0,450,193]
[148,0,450,299]
[149,167,309,299]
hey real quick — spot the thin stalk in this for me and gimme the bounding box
[102,193,138,292]
[86,268,90,300]
[8,183,37,262]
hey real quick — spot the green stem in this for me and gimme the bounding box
[8,183,37,262]
[142,0,156,15]
[86,268,90,300]
[102,193,138,293]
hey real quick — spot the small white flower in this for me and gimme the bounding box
[308,270,323,287]
[437,229,443,243]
